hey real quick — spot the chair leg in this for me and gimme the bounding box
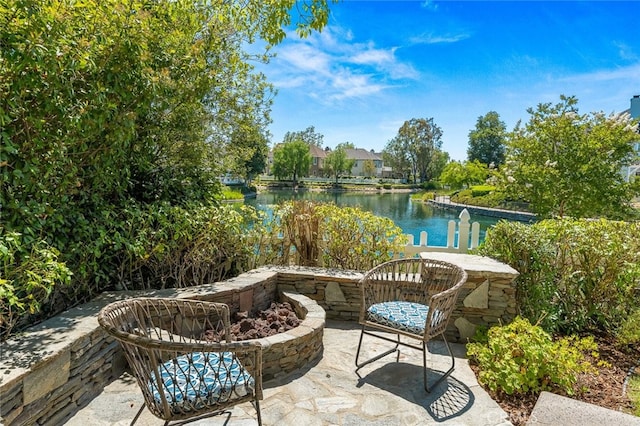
[130,402,146,426]
[423,335,456,393]
[253,398,262,426]
[355,324,400,378]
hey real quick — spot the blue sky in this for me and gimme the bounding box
[258,0,640,161]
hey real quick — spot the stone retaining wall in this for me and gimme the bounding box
[0,256,518,425]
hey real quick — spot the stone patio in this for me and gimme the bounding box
[66,320,512,425]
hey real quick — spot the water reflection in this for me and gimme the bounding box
[245,191,500,247]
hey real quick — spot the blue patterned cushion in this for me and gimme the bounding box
[367,301,443,335]
[148,351,255,411]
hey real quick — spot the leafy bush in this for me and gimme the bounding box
[1,232,72,340]
[110,203,257,290]
[476,218,640,334]
[467,317,599,396]
[252,201,407,271]
[470,185,495,197]
[220,187,244,200]
[616,308,640,347]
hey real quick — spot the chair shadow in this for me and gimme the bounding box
[356,362,475,423]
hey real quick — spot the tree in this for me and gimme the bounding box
[467,111,507,167]
[362,159,376,177]
[439,160,489,188]
[324,143,355,183]
[1,0,336,231]
[272,140,311,186]
[384,118,443,183]
[430,149,450,182]
[283,125,324,147]
[0,0,336,317]
[503,95,640,218]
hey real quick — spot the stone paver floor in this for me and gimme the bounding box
[66,320,511,425]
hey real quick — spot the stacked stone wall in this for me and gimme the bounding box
[0,256,517,425]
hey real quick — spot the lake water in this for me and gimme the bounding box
[245,191,501,247]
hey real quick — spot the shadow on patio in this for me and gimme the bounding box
[66,320,510,425]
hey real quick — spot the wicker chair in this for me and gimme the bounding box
[355,258,468,392]
[98,298,263,425]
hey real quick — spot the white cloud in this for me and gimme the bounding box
[410,32,470,45]
[264,26,419,103]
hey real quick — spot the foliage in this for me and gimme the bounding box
[383,117,443,183]
[467,111,507,167]
[467,317,599,396]
[1,231,72,341]
[220,187,244,201]
[272,140,312,185]
[253,201,407,271]
[476,218,640,334]
[502,95,640,219]
[628,374,640,417]
[110,203,259,291]
[440,160,492,188]
[616,309,640,347]
[451,189,509,208]
[324,144,355,183]
[283,125,324,147]
[0,0,335,338]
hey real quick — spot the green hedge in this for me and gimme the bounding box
[476,218,640,334]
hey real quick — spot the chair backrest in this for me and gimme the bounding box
[98,298,263,422]
[359,258,468,339]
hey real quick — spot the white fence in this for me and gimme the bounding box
[400,208,480,257]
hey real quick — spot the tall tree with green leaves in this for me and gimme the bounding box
[272,140,312,186]
[0,0,336,312]
[324,143,355,183]
[384,118,443,183]
[467,111,507,167]
[503,95,640,218]
[283,125,324,147]
[440,160,490,188]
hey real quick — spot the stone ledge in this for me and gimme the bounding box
[527,391,640,426]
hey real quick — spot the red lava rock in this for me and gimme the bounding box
[203,302,301,342]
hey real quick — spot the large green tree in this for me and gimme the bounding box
[324,143,355,183]
[1,0,335,230]
[440,160,490,188]
[383,118,443,183]
[0,0,335,309]
[283,125,324,147]
[272,140,312,186]
[467,111,507,167]
[503,95,640,218]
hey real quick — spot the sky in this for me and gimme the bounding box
[257,0,640,161]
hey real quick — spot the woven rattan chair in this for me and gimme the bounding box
[98,298,263,425]
[355,258,468,392]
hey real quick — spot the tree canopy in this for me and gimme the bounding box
[0,0,336,319]
[503,95,640,219]
[324,143,355,183]
[272,140,311,185]
[383,118,443,183]
[283,125,324,147]
[467,111,507,167]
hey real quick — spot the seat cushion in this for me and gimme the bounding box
[148,351,255,411]
[367,301,442,335]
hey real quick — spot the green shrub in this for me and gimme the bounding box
[111,203,257,290]
[467,317,599,396]
[616,308,640,347]
[220,187,244,200]
[470,185,495,197]
[252,201,407,271]
[1,232,72,341]
[476,218,640,334]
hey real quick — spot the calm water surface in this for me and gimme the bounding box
[245,191,500,247]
